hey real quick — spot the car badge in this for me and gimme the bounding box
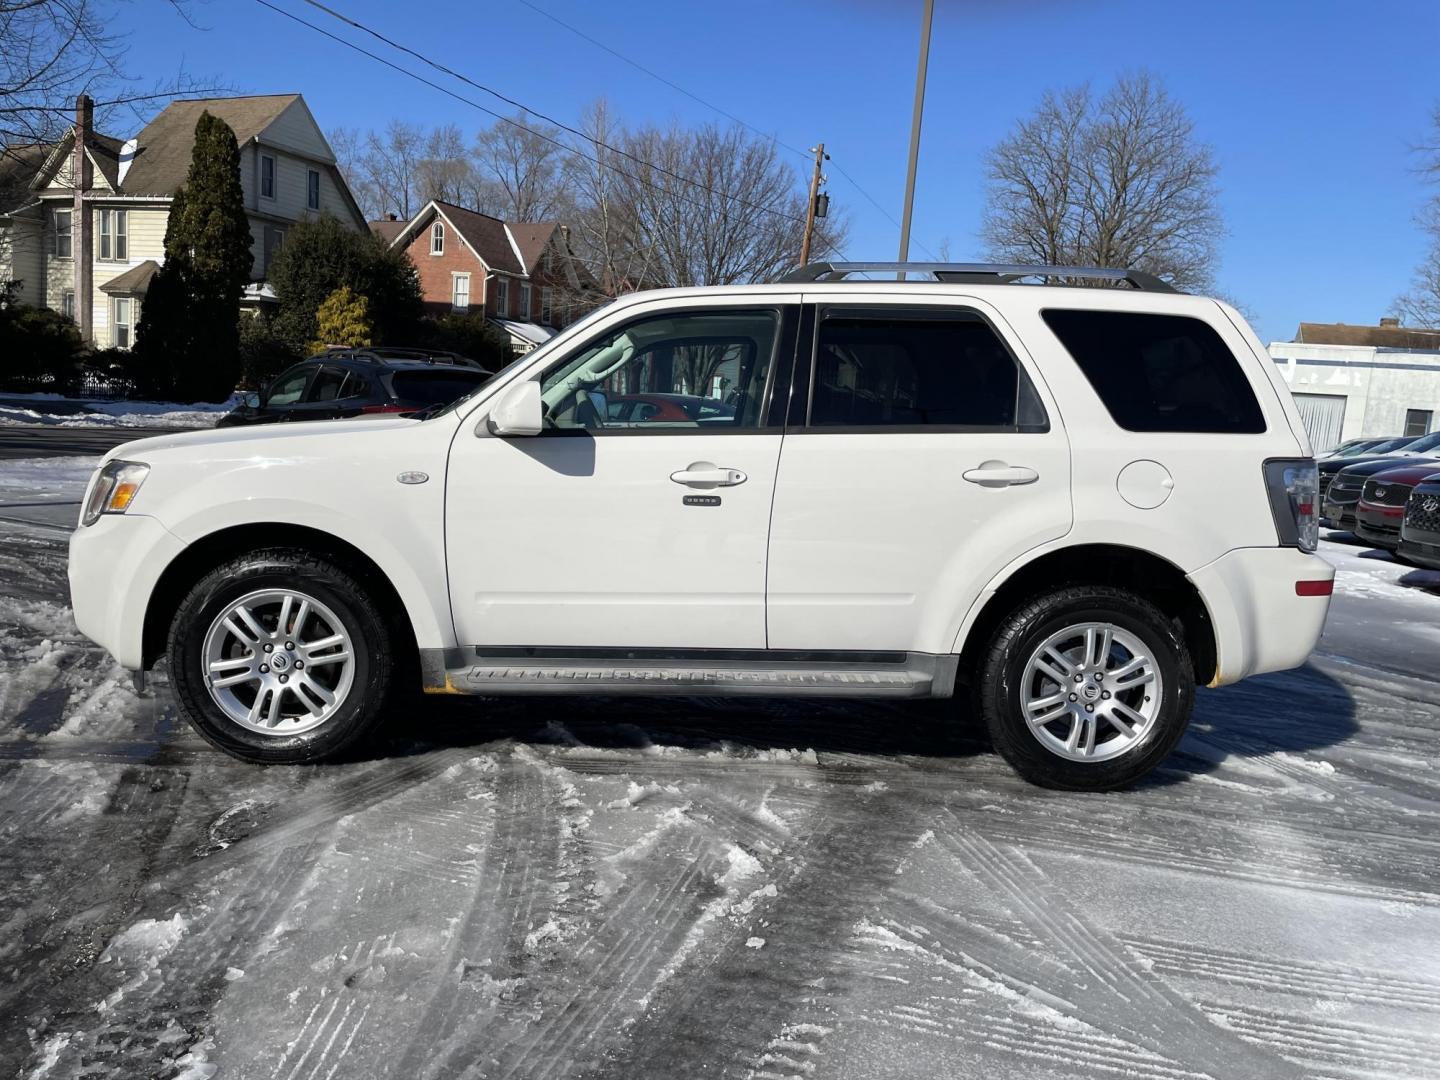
[1426,498,1439,513]
[1375,487,1387,499]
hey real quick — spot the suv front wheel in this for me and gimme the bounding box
[976,585,1194,790]
[168,548,395,763]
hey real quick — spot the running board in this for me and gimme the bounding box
[421,649,957,699]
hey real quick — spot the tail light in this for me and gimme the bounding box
[360,404,412,414]
[1264,459,1319,553]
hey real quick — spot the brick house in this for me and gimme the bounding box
[0,94,366,348]
[382,199,594,354]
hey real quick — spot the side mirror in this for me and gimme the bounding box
[242,392,262,409]
[487,381,543,437]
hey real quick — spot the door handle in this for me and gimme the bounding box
[670,462,748,488]
[962,462,1039,487]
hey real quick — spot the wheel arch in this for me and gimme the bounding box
[142,522,429,673]
[955,543,1217,686]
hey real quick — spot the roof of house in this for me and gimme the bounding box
[0,144,52,213]
[506,222,555,274]
[1295,321,1440,350]
[120,94,301,195]
[99,259,160,295]
[369,218,406,244]
[89,133,126,189]
[398,200,525,275]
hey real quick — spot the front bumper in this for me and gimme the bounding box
[1322,495,1358,529]
[68,514,186,669]
[1354,504,1404,549]
[1187,547,1334,687]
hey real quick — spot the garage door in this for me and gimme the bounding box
[1292,393,1347,453]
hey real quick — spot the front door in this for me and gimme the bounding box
[446,300,796,650]
[765,297,1073,654]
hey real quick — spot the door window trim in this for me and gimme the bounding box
[791,304,1051,434]
[532,304,796,438]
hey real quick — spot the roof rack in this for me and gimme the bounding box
[775,261,1179,293]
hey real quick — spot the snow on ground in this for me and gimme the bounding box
[0,393,233,429]
[0,491,1438,1078]
[0,456,96,502]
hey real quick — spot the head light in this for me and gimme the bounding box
[81,460,150,527]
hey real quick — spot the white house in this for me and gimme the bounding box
[1269,318,1440,452]
[0,94,366,349]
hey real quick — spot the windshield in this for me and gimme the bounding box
[1398,431,1440,453]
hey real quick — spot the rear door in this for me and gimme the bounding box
[765,296,1073,654]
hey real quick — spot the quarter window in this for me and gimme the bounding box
[539,309,779,431]
[809,309,1046,430]
[1043,309,1265,434]
[260,154,276,199]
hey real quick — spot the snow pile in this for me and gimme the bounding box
[0,393,235,429]
[0,455,97,502]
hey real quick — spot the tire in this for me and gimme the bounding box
[975,585,1194,791]
[167,547,396,764]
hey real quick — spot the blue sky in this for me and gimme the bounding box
[115,0,1439,342]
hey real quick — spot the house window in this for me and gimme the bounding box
[52,209,73,259]
[543,249,553,274]
[452,272,470,311]
[264,226,286,273]
[307,168,320,210]
[520,282,532,318]
[99,209,128,261]
[495,276,508,315]
[430,221,444,255]
[541,286,552,325]
[61,291,75,320]
[260,154,276,199]
[1405,409,1433,437]
[112,297,133,349]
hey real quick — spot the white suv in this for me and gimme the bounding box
[68,263,1334,790]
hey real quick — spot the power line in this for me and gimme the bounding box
[283,0,804,227]
[512,0,936,260]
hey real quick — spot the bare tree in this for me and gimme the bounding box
[473,113,575,223]
[1395,104,1440,327]
[416,123,489,209]
[566,100,655,299]
[983,72,1222,291]
[336,119,428,221]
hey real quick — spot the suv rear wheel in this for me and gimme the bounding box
[167,548,395,763]
[976,585,1194,790]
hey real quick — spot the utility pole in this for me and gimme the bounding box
[898,0,934,265]
[800,142,826,267]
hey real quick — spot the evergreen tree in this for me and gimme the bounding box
[312,286,374,352]
[134,112,253,401]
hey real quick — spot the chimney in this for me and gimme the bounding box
[1380,316,1401,328]
[387,212,398,221]
[73,94,94,344]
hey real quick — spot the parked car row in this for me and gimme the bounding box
[217,347,496,427]
[1319,432,1440,569]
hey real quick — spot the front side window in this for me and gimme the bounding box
[307,168,321,210]
[266,367,311,406]
[99,209,128,261]
[539,308,779,432]
[430,220,444,254]
[809,309,1046,430]
[52,209,72,259]
[260,154,276,199]
[112,297,132,348]
[1043,309,1265,434]
[452,272,470,310]
[495,276,509,316]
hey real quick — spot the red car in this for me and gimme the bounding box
[1354,461,1440,549]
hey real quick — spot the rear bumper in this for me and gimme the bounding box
[68,514,186,669]
[1187,547,1334,687]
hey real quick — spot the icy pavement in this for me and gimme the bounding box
[0,393,232,430]
[1,497,1439,1078]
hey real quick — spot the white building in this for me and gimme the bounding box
[1269,318,1440,452]
[0,94,366,349]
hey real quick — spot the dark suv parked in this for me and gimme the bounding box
[218,348,495,427]
[1398,474,1440,569]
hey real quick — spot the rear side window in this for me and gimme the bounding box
[389,371,488,405]
[1042,310,1265,434]
[809,310,1047,430]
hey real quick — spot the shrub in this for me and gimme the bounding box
[420,311,514,370]
[312,286,373,353]
[238,315,303,389]
[0,304,84,393]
